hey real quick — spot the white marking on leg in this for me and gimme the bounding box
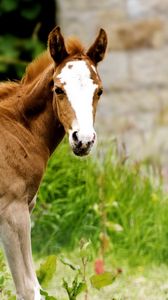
[34,285,42,300]
[58,61,97,138]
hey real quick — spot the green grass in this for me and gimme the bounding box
[32,139,168,266]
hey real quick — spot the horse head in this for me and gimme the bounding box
[48,26,107,156]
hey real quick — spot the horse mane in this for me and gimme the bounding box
[21,51,52,84]
[22,37,85,84]
[66,37,85,55]
[0,37,85,98]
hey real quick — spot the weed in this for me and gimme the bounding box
[32,140,168,266]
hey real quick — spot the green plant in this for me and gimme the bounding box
[60,254,86,300]
[32,140,168,266]
[37,255,57,299]
[0,251,16,299]
[61,239,116,300]
[32,141,100,254]
[62,276,86,300]
[0,33,45,78]
[0,0,47,80]
[40,289,57,300]
[37,255,57,288]
[61,239,90,300]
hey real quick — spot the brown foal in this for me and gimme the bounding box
[0,26,107,299]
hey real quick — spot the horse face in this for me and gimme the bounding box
[53,58,103,156]
[49,26,107,156]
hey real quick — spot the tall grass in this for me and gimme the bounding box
[32,139,168,265]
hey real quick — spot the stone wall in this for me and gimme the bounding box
[57,0,168,167]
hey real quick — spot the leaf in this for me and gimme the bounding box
[0,0,18,12]
[40,289,57,300]
[62,278,71,298]
[60,257,80,271]
[62,277,87,300]
[0,63,8,73]
[79,240,92,258]
[20,4,41,20]
[37,255,57,287]
[75,282,87,295]
[0,275,5,287]
[8,296,16,300]
[90,272,116,289]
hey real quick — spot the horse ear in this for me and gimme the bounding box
[87,28,107,65]
[48,26,68,64]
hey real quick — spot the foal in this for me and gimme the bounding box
[0,26,107,299]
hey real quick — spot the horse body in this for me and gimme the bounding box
[0,26,107,299]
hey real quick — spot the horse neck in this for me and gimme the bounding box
[21,66,65,155]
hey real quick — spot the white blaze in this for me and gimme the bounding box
[57,60,97,142]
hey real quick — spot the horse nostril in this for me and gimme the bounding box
[72,131,78,142]
[77,141,82,148]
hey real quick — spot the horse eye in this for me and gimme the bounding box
[55,87,64,95]
[97,88,103,97]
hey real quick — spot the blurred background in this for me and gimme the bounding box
[1,0,168,170]
[1,1,168,299]
[59,0,168,173]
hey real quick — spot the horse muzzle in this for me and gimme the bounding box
[69,130,96,156]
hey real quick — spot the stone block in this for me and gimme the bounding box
[131,46,168,86]
[108,19,164,50]
[127,0,168,17]
[99,52,129,90]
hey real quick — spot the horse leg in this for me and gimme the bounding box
[0,200,42,300]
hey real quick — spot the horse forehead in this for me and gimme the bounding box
[57,60,97,86]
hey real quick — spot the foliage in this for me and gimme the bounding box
[32,139,168,266]
[0,0,46,80]
[32,141,100,254]
[61,239,116,300]
[40,289,57,300]
[62,276,86,300]
[90,272,116,289]
[37,255,57,288]
[61,239,90,300]
[36,239,115,300]
[0,251,16,299]
[0,34,45,78]
[0,0,41,16]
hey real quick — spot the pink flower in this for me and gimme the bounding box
[94,259,105,274]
